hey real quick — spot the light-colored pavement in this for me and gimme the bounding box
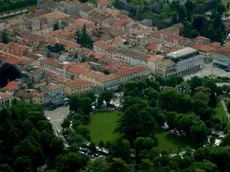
[184,64,230,80]
[45,106,69,134]
[221,99,230,122]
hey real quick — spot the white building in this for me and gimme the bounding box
[212,48,230,68]
[39,82,66,106]
[98,66,152,90]
[0,92,13,109]
[166,47,204,76]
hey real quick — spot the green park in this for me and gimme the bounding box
[86,110,194,153]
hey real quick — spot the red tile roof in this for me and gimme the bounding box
[1,81,20,91]
[0,92,12,100]
[8,42,30,56]
[145,43,157,51]
[193,44,215,53]
[115,66,150,78]
[194,36,211,45]
[94,40,110,50]
[40,59,63,68]
[115,18,129,26]
[66,79,92,88]
[214,48,230,57]
[68,18,95,31]
[99,0,110,5]
[148,55,164,62]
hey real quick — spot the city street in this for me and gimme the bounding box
[45,106,69,135]
[184,63,230,80]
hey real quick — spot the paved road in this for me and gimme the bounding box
[45,106,69,135]
[221,99,230,122]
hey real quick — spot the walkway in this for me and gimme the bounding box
[221,99,230,122]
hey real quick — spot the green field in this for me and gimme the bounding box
[86,111,120,144]
[155,130,195,153]
[215,101,228,124]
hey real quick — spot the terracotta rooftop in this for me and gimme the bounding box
[66,79,92,88]
[117,49,151,62]
[194,36,211,45]
[0,92,12,100]
[94,40,110,50]
[99,0,110,5]
[40,12,69,20]
[214,48,230,57]
[1,81,20,92]
[67,65,87,75]
[68,18,95,31]
[40,59,63,68]
[209,42,221,48]
[156,59,175,66]
[148,55,164,62]
[193,44,215,53]
[8,42,30,55]
[115,66,150,78]
[115,18,129,27]
[145,43,157,51]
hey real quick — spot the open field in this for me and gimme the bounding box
[155,130,195,153]
[86,111,120,144]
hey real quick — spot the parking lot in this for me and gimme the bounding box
[45,106,69,135]
[184,63,230,80]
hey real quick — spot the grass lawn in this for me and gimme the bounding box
[215,100,228,124]
[155,130,195,153]
[86,111,120,144]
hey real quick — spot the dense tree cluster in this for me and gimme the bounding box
[0,101,64,171]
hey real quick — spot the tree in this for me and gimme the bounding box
[76,24,93,49]
[74,30,80,44]
[108,158,134,172]
[89,142,97,154]
[56,153,89,172]
[115,104,157,143]
[53,22,59,31]
[61,118,70,129]
[14,156,32,172]
[49,137,64,157]
[133,137,154,166]
[99,90,115,106]
[84,159,108,172]
[190,121,208,144]
[216,3,226,15]
[0,164,14,172]
[0,31,9,43]
[110,139,131,162]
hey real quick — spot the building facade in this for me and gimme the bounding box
[0,92,12,109]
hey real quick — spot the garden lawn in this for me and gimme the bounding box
[155,130,195,153]
[86,111,120,144]
[215,100,228,124]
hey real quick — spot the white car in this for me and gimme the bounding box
[46,117,51,121]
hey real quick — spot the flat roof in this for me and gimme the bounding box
[166,47,198,59]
